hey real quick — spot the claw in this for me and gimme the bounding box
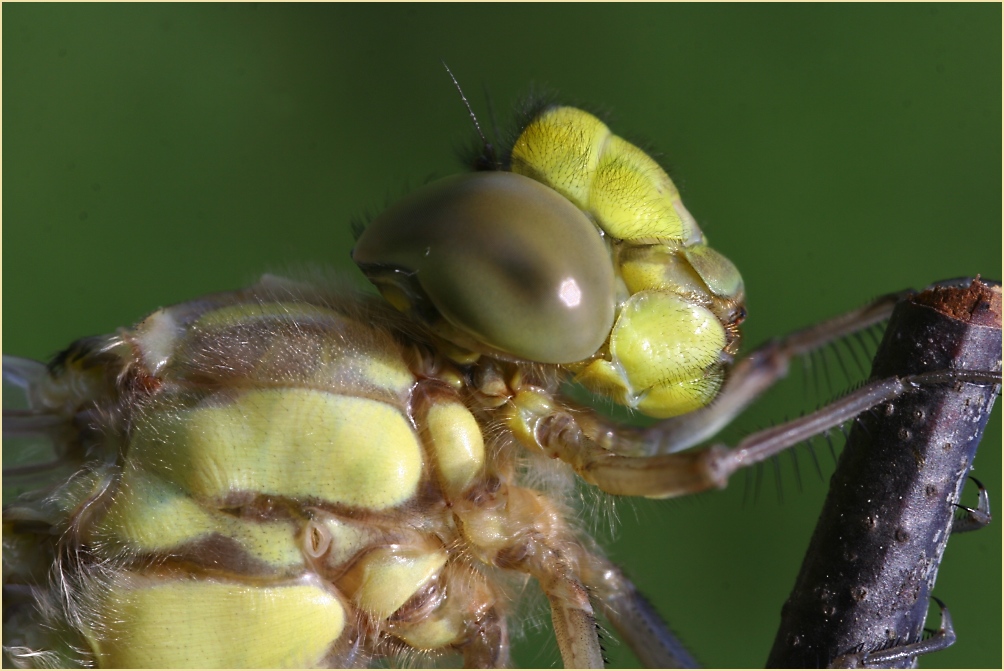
[829,597,956,668]
[952,476,992,533]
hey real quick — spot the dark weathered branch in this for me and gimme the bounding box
[767,279,1002,668]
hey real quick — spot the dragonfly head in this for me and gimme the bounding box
[353,106,745,418]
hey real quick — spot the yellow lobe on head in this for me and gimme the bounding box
[611,291,726,389]
[618,244,708,297]
[510,105,608,207]
[511,106,699,243]
[636,373,724,418]
[574,290,728,418]
[589,135,689,242]
[683,244,745,302]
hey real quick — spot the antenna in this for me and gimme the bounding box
[442,62,498,169]
[482,81,502,154]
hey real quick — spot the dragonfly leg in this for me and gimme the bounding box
[493,537,602,668]
[455,482,604,669]
[579,290,908,456]
[951,477,992,533]
[458,602,510,669]
[827,597,956,668]
[581,557,698,668]
[534,368,1000,498]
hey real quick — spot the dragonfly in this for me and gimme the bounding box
[3,86,999,668]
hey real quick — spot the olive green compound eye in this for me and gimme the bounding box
[352,171,616,364]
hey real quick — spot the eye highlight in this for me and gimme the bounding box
[353,171,617,364]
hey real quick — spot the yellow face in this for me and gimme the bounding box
[355,106,746,417]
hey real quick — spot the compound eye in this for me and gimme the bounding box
[353,172,616,364]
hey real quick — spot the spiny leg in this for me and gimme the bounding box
[495,531,602,668]
[827,597,957,669]
[576,290,909,456]
[535,367,1000,499]
[580,557,698,668]
[510,287,980,499]
[767,279,1000,667]
[515,282,998,667]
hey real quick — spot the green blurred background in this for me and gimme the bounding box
[3,4,1000,668]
